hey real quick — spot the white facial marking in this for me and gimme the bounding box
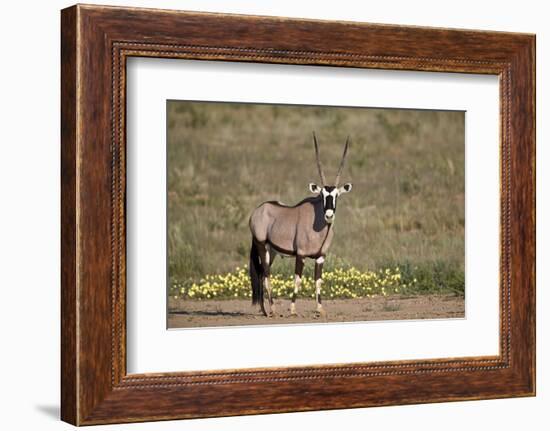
[325,209,334,218]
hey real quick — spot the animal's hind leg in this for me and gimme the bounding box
[268,246,280,316]
[290,257,304,316]
[252,240,268,317]
[258,243,276,317]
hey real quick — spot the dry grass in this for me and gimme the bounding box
[167,101,464,293]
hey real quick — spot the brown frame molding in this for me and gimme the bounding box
[61,4,535,425]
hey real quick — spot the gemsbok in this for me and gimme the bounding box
[248,133,353,317]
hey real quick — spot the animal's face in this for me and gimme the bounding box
[308,183,353,223]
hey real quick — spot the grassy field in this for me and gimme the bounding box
[167,101,465,298]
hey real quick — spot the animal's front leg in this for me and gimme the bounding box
[314,256,327,318]
[290,257,304,316]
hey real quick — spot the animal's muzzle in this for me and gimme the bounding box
[324,195,336,223]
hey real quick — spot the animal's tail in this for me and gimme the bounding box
[250,240,264,305]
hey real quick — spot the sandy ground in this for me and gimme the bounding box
[168,295,464,328]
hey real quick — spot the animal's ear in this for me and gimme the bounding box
[339,183,353,194]
[309,183,321,194]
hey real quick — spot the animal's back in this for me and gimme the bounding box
[249,201,300,250]
[249,198,320,255]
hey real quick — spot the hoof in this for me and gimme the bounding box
[269,306,279,317]
[315,307,328,320]
[290,311,298,317]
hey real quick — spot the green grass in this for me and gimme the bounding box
[167,101,465,296]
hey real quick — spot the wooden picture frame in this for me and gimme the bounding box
[61,4,535,425]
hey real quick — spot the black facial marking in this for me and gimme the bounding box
[324,186,336,193]
[325,195,334,210]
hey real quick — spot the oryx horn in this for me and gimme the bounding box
[335,136,350,186]
[312,131,327,186]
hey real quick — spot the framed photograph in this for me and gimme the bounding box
[61,4,535,425]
